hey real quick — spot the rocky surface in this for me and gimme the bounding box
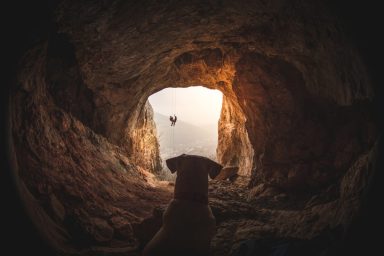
[11,45,173,254]
[8,0,380,255]
[209,143,378,255]
[54,0,377,189]
[126,102,162,174]
[217,97,254,176]
[234,53,378,190]
[134,143,377,255]
[45,32,163,175]
[215,166,239,181]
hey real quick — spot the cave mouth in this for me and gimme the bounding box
[148,86,223,180]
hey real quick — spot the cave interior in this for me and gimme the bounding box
[3,0,383,255]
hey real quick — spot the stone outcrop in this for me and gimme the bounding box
[217,97,254,176]
[8,0,380,255]
[126,102,162,174]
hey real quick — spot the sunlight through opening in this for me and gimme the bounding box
[148,86,223,179]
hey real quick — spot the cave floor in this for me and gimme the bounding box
[100,176,334,256]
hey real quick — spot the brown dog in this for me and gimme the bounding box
[143,154,223,256]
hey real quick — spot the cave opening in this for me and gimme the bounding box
[148,86,223,181]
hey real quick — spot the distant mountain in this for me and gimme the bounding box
[153,112,218,160]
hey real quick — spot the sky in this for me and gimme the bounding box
[148,86,223,126]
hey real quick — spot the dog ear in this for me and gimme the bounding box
[208,160,223,179]
[166,156,180,173]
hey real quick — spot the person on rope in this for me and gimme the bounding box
[170,115,177,126]
[173,115,177,126]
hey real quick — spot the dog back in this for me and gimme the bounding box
[143,199,216,256]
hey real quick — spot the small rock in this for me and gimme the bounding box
[215,166,239,181]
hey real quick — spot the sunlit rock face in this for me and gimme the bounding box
[217,96,254,176]
[126,102,162,174]
[9,0,380,255]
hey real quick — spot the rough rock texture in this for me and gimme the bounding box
[11,45,173,254]
[217,96,254,176]
[234,53,377,190]
[9,0,380,255]
[138,142,377,255]
[54,0,376,190]
[127,102,162,174]
[45,32,162,175]
[209,143,378,255]
[215,166,239,181]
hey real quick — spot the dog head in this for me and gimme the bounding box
[166,154,223,179]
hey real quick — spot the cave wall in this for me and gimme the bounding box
[44,32,162,174]
[45,33,95,129]
[217,96,254,176]
[233,53,378,190]
[54,0,377,191]
[11,44,172,253]
[126,101,162,173]
[9,0,381,254]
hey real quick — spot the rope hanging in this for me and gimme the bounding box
[172,122,175,156]
[171,87,176,156]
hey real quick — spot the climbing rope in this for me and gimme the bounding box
[172,123,175,156]
[173,86,176,115]
[171,87,176,156]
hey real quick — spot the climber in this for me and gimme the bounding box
[173,115,177,126]
[170,115,177,126]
